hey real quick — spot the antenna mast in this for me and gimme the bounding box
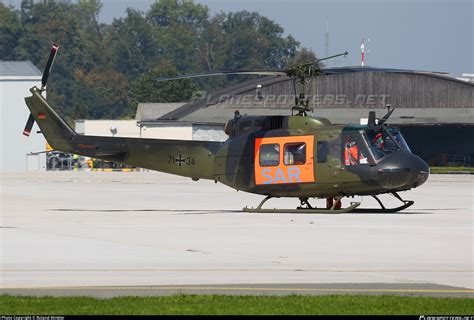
[360,38,370,66]
[325,17,329,58]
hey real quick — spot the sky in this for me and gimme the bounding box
[3,0,473,76]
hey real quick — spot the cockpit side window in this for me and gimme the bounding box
[343,134,369,166]
[364,128,410,160]
[317,141,328,163]
[392,130,411,152]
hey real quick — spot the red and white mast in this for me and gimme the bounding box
[360,38,365,66]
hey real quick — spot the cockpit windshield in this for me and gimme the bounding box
[363,127,411,160]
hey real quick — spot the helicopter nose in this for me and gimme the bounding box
[377,151,429,190]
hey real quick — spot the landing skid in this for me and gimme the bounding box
[243,192,413,214]
[352,192,414,213]
[243,196,361,214]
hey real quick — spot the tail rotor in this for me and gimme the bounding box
[23,44,59,137]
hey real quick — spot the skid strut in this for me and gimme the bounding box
[351,192,414,213]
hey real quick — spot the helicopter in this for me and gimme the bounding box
[23,44,429,213]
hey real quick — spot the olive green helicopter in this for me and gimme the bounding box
[24,45,429,213]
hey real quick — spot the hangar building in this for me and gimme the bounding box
[0,61,46,172]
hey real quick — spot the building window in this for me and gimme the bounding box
[284,143,306,165]
[259,144,280,166]
[317,141,328,163]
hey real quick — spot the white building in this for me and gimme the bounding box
[0,61,46,172]
[74,102,227,142]
[75,119,227,141]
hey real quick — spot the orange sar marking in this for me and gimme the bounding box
[254,135,315,185]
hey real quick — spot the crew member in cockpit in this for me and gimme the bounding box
[373,132,385,149]
[344,139,368,165]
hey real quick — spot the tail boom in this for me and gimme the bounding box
[24,87,222,180]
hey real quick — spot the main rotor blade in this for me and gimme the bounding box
[156,70,287,83]
[290,51,349,69]
[317,51,349,63]
[41,44,59,89]
[156,52,449,85]
[156,51,351,83]
[320,66,448,75]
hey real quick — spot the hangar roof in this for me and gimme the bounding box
[0,61,42,80]
[153,68,474,125]
[135,102,186,120]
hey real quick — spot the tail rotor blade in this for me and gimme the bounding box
[23,113,35,137]
[41,44,59,89]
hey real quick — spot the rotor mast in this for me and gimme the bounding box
[289,51,348,116]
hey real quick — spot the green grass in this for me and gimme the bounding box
[430,167,474,174]
[0,295,472,315]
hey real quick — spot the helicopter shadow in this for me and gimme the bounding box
[350,211,432,215]
[348,207,464,214]
[48,207,464,215]
[49,208,243,215]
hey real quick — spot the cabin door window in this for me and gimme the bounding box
[254,136,315,185]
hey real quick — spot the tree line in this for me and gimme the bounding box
[1,0,317,120]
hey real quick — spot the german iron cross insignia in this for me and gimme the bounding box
[168,154,196,166]
[175,154,185,166]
